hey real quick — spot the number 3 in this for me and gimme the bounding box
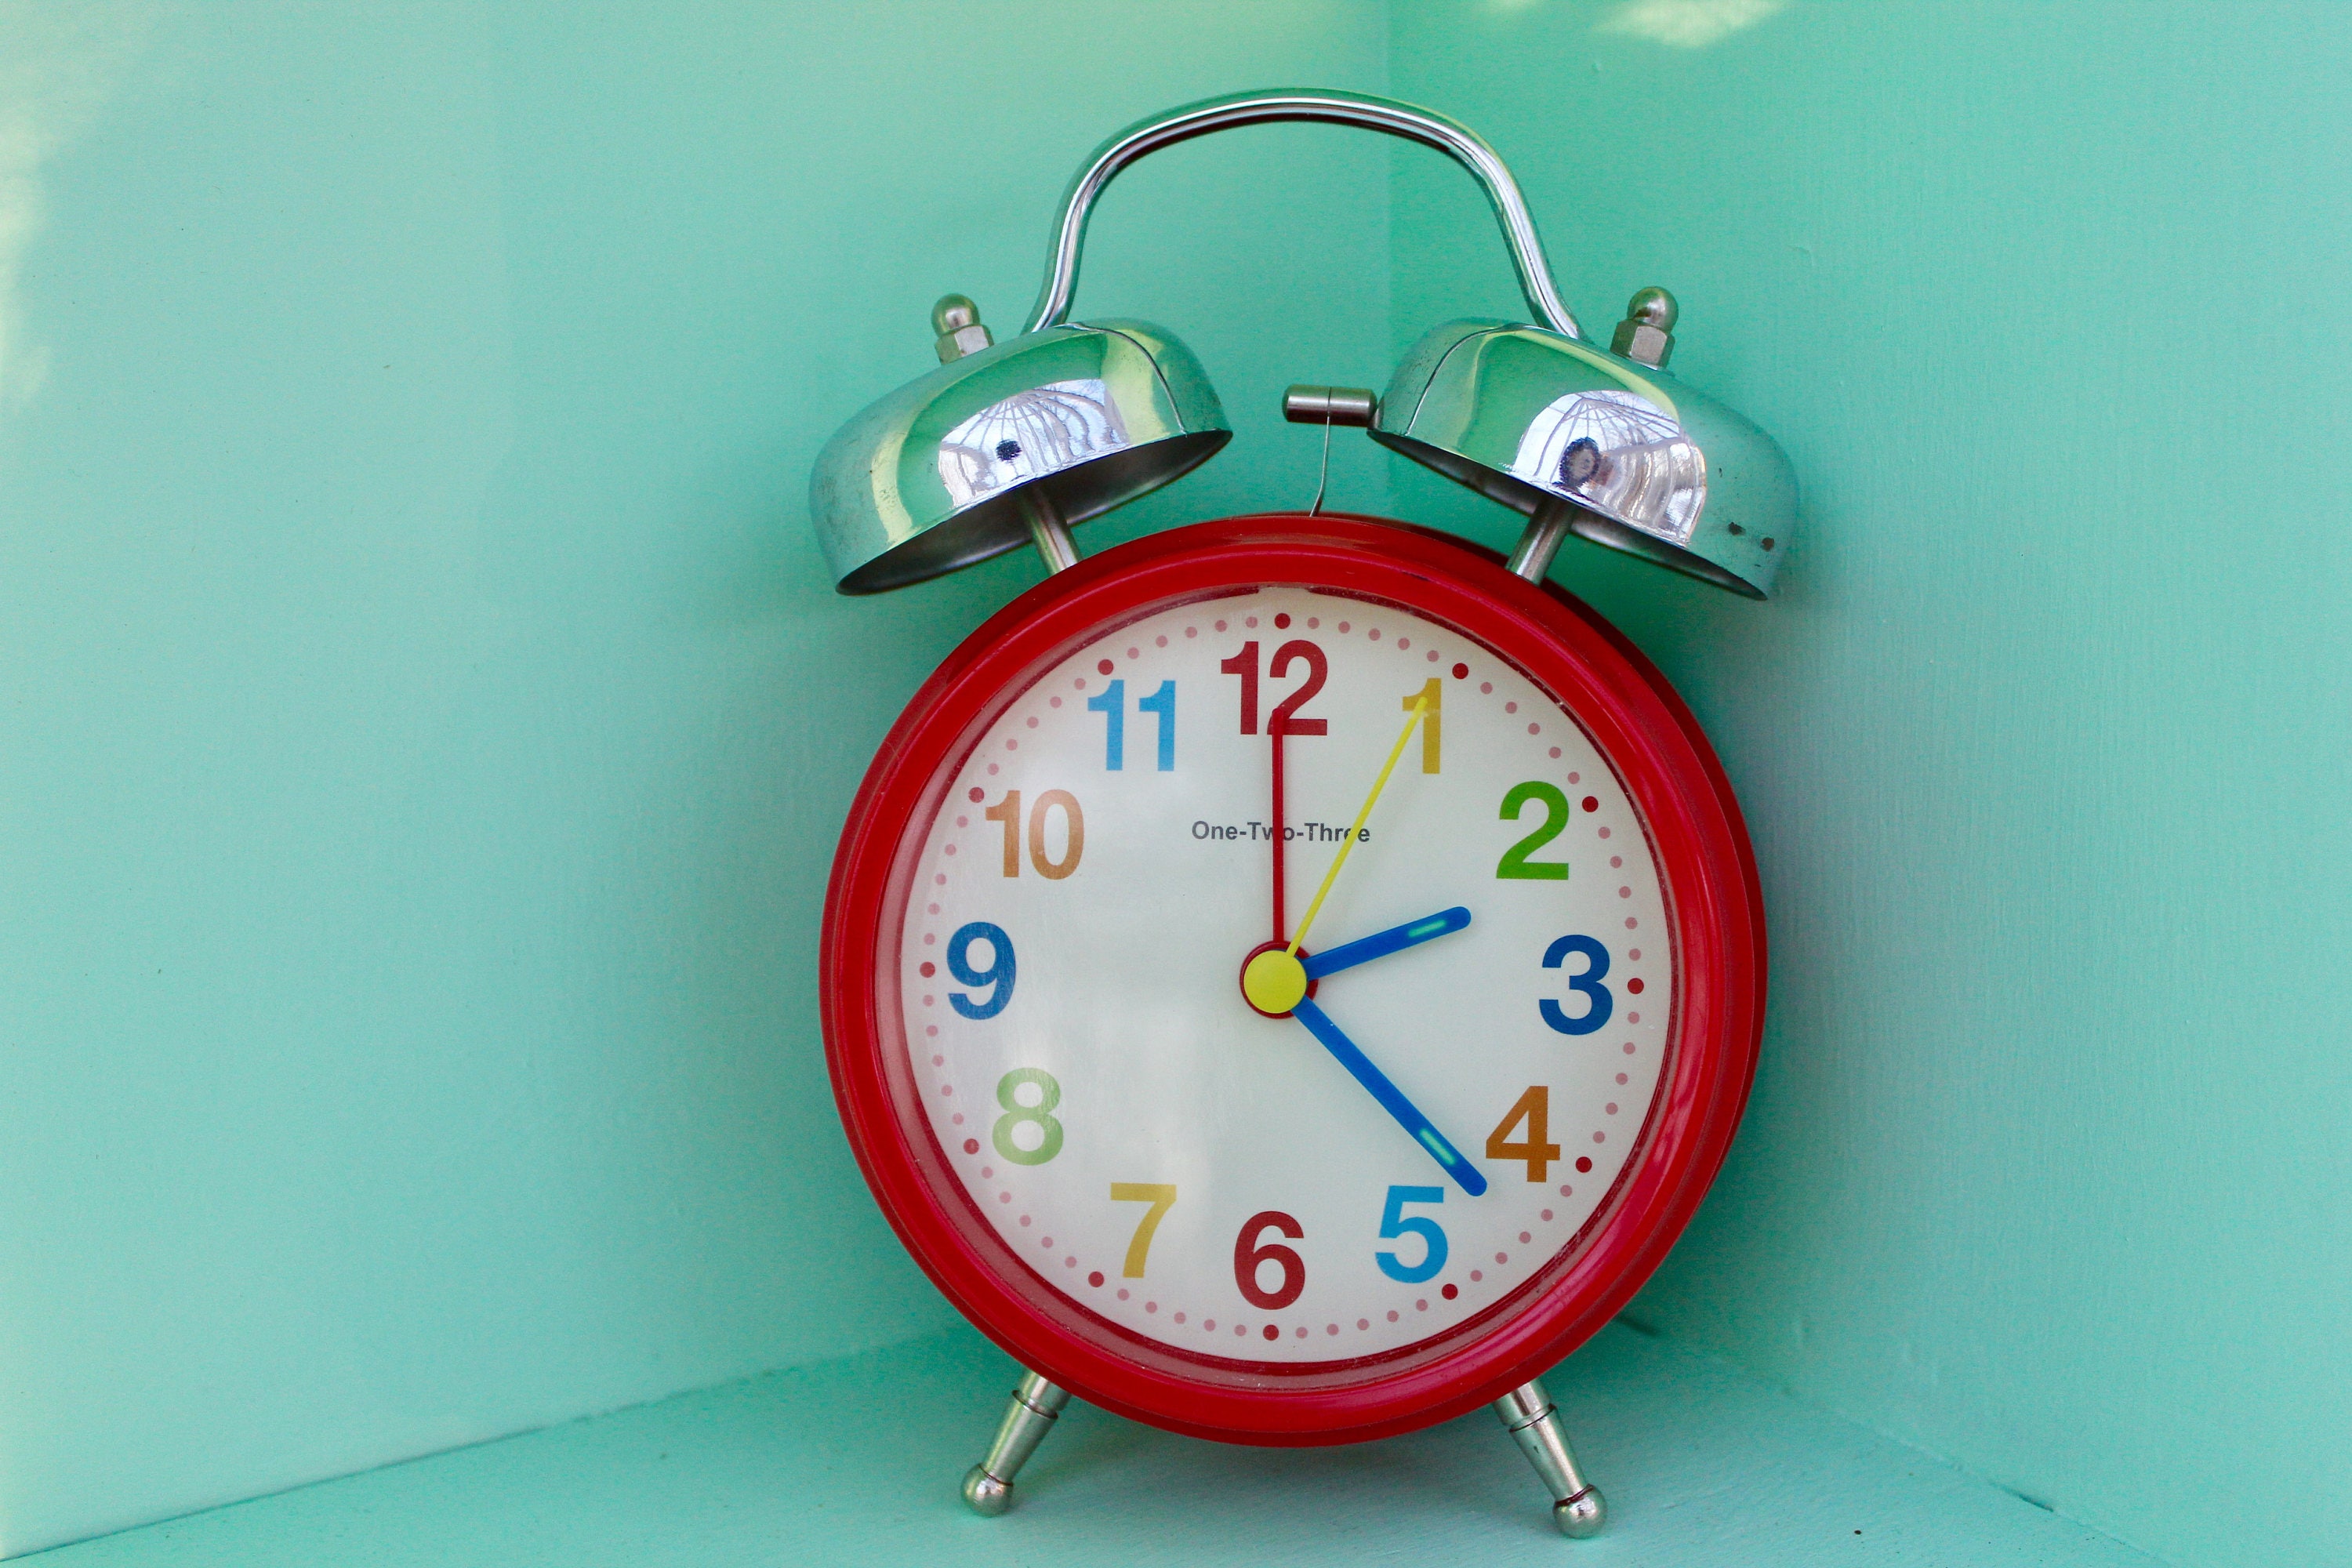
[1540,935,1611,1035]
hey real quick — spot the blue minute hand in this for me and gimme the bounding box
[1302,906,1471,981]
[1290,996,1489,1196]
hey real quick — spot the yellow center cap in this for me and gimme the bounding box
[1242,948,1310,1016]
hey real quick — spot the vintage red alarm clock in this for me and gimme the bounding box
[809,91,1795,1537]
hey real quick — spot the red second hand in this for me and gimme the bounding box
[1269,725,1287,943]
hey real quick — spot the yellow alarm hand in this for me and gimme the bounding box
[1287,693,1430,956]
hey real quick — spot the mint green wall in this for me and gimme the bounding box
[1388,6,2352,1567]
[0,2,1394,1554]
[10,3,2347,1563]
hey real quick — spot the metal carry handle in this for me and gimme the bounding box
[1024,89,1584,341]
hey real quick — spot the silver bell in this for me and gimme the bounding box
[810,295,1228,593]
[1375,288,1795,598]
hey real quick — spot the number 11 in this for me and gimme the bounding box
[1088,678,1175,771]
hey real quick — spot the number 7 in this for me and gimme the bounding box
[1109,1182,1178,1278]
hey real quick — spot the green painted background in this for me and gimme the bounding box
[0,1,1394,1554]
[1388,6,2352,1567]
[2,2,2343,1564]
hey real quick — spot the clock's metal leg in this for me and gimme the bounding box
[1494,1377,1607,1538]
[961,1368,1072,1516]
[1021,488,1080,575]
[1505,497,1577,584]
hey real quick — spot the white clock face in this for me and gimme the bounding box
[894,585,1671,1363]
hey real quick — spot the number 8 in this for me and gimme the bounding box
[993,1068,1064,1166]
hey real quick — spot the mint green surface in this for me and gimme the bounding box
[7,3,2347,1565]
[33,1323,2160,1568]
[1389,7,2352,1568]
[0,2,1390,1555]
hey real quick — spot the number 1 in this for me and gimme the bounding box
[1087,680,1125,770]
[983,790,1021,877]
[1403,677,1441,772]
[1137,679,1175,771]
[1221,642,1259,734]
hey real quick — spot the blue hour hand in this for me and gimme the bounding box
[1290,996,1489,1197]
[1301,906,1471,980]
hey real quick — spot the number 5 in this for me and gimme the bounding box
[1376,1185,1447,1283]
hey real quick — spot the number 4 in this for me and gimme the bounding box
[1109,1182,1177,1278]
[1486,1085,1562,1182]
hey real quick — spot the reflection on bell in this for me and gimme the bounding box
[938,380,1130,509]
[811,295,1228,594]
[1507,388,1705,545]
[1375,292,1795,597]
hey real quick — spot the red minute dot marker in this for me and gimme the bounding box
[967,786,983,803]
[1627,978,1645,994]
[1452,662,1468,679]
[1576,1156,1593,1173]
[1274,612,1291,629]
[1581,796,1599,812]
[1098,659,1114,675]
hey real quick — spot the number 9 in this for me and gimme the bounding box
[948,921,1016,1020]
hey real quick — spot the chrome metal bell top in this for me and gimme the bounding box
[1376,308,1793,598]
[811,309,1227,594]
[809,88,1797,597]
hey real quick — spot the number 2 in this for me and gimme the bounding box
[1268,641,1327,735]
[1497,781,1570,880]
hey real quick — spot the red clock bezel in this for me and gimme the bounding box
[820,514,1762,1446]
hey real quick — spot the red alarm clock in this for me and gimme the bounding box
[808,93,1795,1537]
